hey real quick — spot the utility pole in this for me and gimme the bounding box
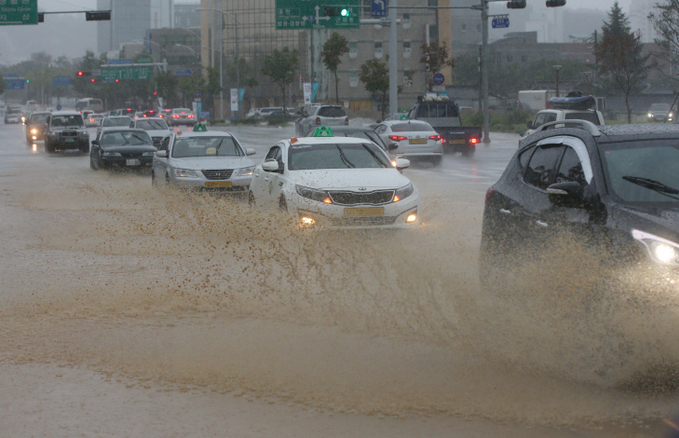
[481,0,490,144]
[388,0,398,115]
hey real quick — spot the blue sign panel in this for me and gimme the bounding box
[52,76,71,86]
[371,0,386,18]
[174,69,193,76]
[492,17,510,29]
[432,73,445,86]
[109,59,133,65]
[3,74,18,78]
[5,79,25,90]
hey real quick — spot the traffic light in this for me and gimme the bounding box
[91,78,96,83]
[323,6,340,17]
[546,0,566,6]
[85,10,111,21]
[507,0,527,8]
[77,71,91,77]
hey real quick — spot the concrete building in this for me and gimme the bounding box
[630,0,658,43]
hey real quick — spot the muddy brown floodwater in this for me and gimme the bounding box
[0,126,678,437]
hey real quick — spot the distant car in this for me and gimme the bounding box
[245,107,261,119]
[373,120,443,166]
[152,130,256,192]
[168,108,196,126]
[26,100,39,112]
[90,128,156,170]
[44,111,90,154]
[25,111,51,143]
[265,109,297,121]
[301,125,397,153]
[4,106,22,124]
[142,109,158,118]
[647,103,674,122]
[257,107,284,120]
[85,113,105,127]
[295,104,348,136]
[133,111,144,120]
[158,109,172,119]
[248,132,419,229]
[130,117,172,146]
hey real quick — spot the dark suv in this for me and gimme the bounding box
[480,120,679,287]
[44,111,90,153]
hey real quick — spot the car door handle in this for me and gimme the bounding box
[499,208,511,215]
[535,220,548,228]
[264,177,270,181]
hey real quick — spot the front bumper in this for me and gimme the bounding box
[170,173,252,192]
[101,156,153,167]
[48,136,89,150]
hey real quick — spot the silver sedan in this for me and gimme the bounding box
[373,120,443,166]
[152,130,256,193]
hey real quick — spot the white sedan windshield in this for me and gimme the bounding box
[288,143,390,170]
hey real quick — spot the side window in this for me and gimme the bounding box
[416,105,427,118]
[518,145,535,169]
[265,146,280,161]
[533,114,545,127]
[523,145,564,190]
[544,113,557,124]
[160,137,170,152]
[556,147,587,187]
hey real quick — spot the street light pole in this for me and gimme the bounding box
[481,0,490,144]
[553,64,562,97]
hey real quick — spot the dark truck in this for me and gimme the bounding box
[407,96,482,157]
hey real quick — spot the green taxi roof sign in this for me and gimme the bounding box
[312,126,334,137]
[193,123,207,132]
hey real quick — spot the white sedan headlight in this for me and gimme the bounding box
[393,183,414,202]
[236,165,255,176]
[632,229,679,266]
[296,185,332,203]
[173,168,198,178]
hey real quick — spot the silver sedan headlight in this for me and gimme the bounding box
[236,165,255,176]
[632,229,679,266]
[173,168,198,178]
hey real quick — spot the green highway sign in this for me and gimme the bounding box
[0,0,38,26]
[136,57,153,64]
[275,0,359,30]
[101,66,154,81]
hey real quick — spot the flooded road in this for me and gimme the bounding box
[0,123,677,437]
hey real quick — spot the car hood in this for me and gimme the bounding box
[289,169,412,190]
[170,156,255,169]
[612,204,679,243]
[101,144,158,153]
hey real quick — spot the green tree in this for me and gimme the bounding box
[359,58,389,119]
[178,76,201,107]
[595,1,649,123]
[225,58,259,88]
[321,32,349,104]
[200,67,222,118]
[152,70,179,106]
[261,47,299,110]
[420,42,455,92]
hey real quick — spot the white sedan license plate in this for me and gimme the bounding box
[409,138,427,144]
[126,159,141,166]
[205,181,232,188]
[344,207,384,217]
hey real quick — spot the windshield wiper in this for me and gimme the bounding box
[361,144,388,168]
[335,145,355,168]
[622,175,679,200]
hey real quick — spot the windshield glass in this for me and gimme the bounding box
[332,130,386,149]
[173,108,192,114]
[103,117,132,127]
[288,143,390,170]
[101,131,152,146]
[390,122,433,132]
[51,115,84,127]
[136,119,168,130]
[649,103,671,111]
[171,136,243,158]
[602,141,679,203]
[317,106,346,117]
[30,114,50,123]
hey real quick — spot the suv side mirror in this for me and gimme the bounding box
[546,182,585,208]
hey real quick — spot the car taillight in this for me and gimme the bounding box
[388,135,407,141]
[173,115,180,118]
[429,134,441,141]
[485,187,495,203]
[188,115,195,118]
[344,117,349,125]
[469,137,479,144]
[316,117,321,125]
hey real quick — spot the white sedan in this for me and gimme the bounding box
[152,130,256,193]
[131,117,172,147]
[248,133,420,228]
[373,120,443,166]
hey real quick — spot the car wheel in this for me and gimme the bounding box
[461,146,475,158]
[90,152,99,170]
[278,196,288,212]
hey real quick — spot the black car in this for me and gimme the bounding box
[301,125,397,152]
[480,120,679,287]
[90,128,157,170]
[25,111,51,143]
[44,111,90,153]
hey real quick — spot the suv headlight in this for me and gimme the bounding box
[236,165,255,176]
[296,185,332,203]
[632,229,679,266]
[173,168,197,178]
[102,151,121,157]
[393,183,414,202]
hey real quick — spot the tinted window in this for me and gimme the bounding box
[555,147,587,187]
[136,119,168,130]
[415,103,459,118]
[390,122,433,132]
[564,112,600,125]
[103,117,132,127]
[317,106,346,117]
[524,145,564,190]
[30,114,50,123]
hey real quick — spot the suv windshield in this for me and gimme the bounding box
[602,141,679,203]
[51,115,84,127]
[649,103,671,112]
[288,143,390,170]
[30,114,50,124]
[172,136,242,157]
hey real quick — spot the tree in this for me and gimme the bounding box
[261,47,299,110]
[321,32,349,104]
[595,1,649,123]
[152,70,179,106]
[0,76,5,96]
[649,0,679,82]
[419,42,455,92]
[359,58,389,119]
[225,58,259,88]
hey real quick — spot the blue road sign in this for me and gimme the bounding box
[52,76,71,87]
[109,59,133,65]
[5,79,25,90]
[492,17,510,29]
[432,73,445,86]
[174,69,193,76]
[371,0,386,18]
[56,105,63,111]
[3,74,18,78]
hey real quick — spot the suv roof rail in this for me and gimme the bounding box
[534,119,601,137]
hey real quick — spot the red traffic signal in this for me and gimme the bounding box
[77,71,84,76]
[90,78,95,83]
[153,91,158,96]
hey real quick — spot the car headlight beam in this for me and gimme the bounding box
[632,229,679,266]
